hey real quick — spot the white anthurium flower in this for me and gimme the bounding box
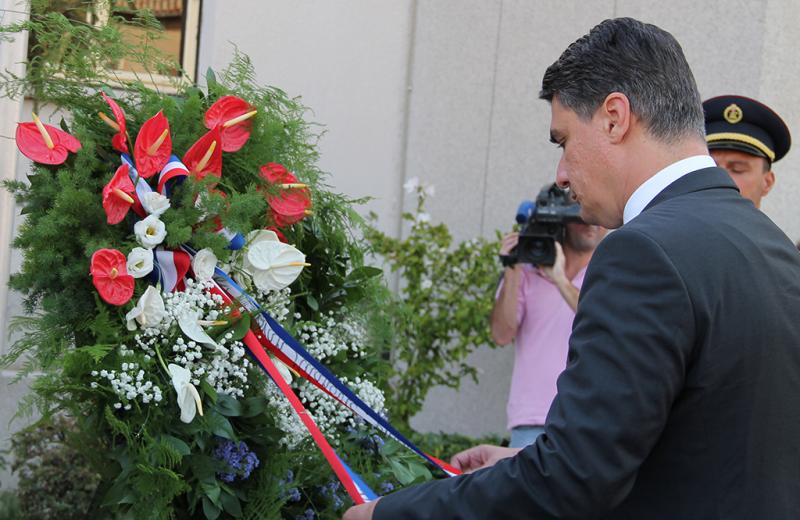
[272,356,293,384]
[126,247,154,278]
[192,248,218,281]
[240,228,279,274]
[125,285,166,331]
[168,363,204,423]
[245,228,280,248]
[248,241,308,291]
[403,176,419,193]
[134,215,167,249]
[178,310,218,348]
[140,192,171,216]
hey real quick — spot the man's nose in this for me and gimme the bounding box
[555,157,569,189]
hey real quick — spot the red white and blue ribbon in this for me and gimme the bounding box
[152,247,191,293]
[207,282,378,504]
[207,263,462,479]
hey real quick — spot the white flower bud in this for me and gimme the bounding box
[126,247,154,278]
[140,192,171,216]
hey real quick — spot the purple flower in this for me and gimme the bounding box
[380,481,395,494]
[285,487,301,502]
[212,438,260,482]
[295,509,315,520]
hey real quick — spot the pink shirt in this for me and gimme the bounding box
[499,265,586,429]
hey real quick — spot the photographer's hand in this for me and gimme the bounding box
[499,232,520,256]
[539,242,579,312]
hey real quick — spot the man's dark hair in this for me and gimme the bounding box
[540,17,704,142]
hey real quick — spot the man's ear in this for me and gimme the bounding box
[762,168,776,196]
[601,92,631,144]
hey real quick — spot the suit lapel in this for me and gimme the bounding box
[643,167,739,213]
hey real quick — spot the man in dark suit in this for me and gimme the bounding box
[344,17,800,520]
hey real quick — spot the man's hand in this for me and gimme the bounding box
[538,242,580,311]
[538,241,567,285]
[450,444,521,474]
[499,232,520,256]
[343,498,379,520]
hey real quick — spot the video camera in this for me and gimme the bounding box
[500,183,582,267]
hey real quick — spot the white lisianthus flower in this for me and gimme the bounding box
[403,176,419,193]
[420,279,433,290]
[416,212,431,224]
[192,248,217,281]
[140,192,171,216]
[168,363,204,423]
[134,215,167,249]
[126,247,154,278]
[125,285,166,331]
[423,183,436,197]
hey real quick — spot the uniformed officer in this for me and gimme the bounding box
[703,95,791,209]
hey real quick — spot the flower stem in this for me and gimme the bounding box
[155,344,169,373]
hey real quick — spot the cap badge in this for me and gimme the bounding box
[724,103,743,124]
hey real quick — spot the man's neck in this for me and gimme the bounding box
[620,135,710,207]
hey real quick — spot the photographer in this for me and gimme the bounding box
[491,192,606,447]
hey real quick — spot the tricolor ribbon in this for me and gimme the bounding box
[207,282,378,504]
[211,267,461,478]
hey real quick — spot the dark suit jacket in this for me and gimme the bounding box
[375,167,800,519]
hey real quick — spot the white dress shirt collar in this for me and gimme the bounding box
[623,155,716,224]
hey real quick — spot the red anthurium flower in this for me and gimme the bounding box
[182,128,222,181]
[204,95,257,152]
[100,92,129,154]
[133,110,172,179]
[260,163,311,228]
[102,163,136,224]
[90,249,135,306]
[15,113,81,165]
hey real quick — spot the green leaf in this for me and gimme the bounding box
[380,440,400,457]
[188,454,217,481]
[220,490,243,518]
[205,412,236,440]
[159,434,191,456]
[101,479,136,506]
[200,379,218,404]
[240,396,269,418]
[344,266,383,286]
[229,314,251,342]
[306,294,319,311]
[215,394,242,417]
[388,459,417,486]
[205,67,218,90]
[201,480,222,506]
[76,343,114,363]
[202,496,221,520]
